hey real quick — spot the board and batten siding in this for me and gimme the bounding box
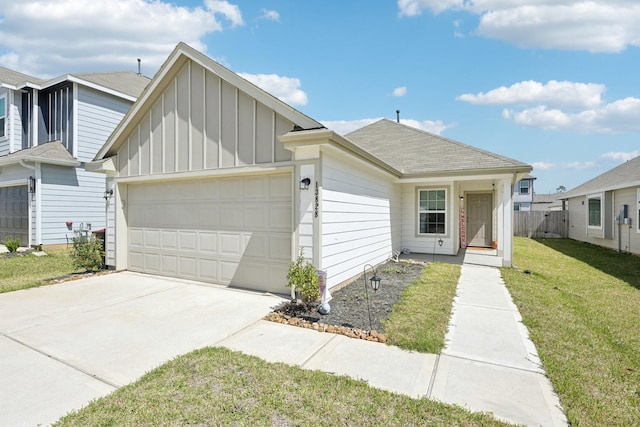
[0,88,21,156]
[116,60,293,178]
[567,187,640,254]
[320,151,400,288]
[76,86,132,163]
[40,164,106,244]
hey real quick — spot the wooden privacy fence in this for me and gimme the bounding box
[514,211,568,238]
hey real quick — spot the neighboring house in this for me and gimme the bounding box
[89,43,531,295]
[0,66,149,246]
[561,156,640,254]
[513,174,535,211]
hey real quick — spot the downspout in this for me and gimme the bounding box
[19,159,42,247]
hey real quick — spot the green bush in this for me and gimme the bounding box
[286,248,319,302]
[70,231,104,272]
[4,236,20,253]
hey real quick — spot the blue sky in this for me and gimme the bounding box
[1,0,639,193]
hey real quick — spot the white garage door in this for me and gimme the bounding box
[126,173,292,294]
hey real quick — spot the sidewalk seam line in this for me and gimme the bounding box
[426,354,440,398]
[440,351,543,374]
[300,333,339,368]
[3,333,120,389]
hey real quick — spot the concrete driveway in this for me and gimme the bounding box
[0,272,286,426]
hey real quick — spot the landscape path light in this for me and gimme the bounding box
[363,264,382,331]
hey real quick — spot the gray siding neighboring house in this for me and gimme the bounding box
[0,66,149,246]
[513,174,535,211]
[90,42,532,296]
[561,156,640,254]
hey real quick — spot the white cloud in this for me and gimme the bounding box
[392,86,408,97]
[259,8,280,21]
[532,161,554,171]
[460,79,640,134]
[458,80,605,110]
[600,150,640,161]
[238,73,308,106]
[322,117,455,135]
[0,0,244,77]
[503,97,640,133]
[398,1,640,53]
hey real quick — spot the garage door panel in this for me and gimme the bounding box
[145,253,160,272]
[179,231,197,251]
[270,206,292,230]
[160,255,178,275]
[126,173,291,294]
[243,233,267,258]
[198,232,218,253]
[178,257,197,278]
[144,229,160,248]
[161,230,178,250]
[220,233,242,255]
[199,259,218,281]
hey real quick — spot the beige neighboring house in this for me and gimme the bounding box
[89,42,532,295]
[561,156,640,254]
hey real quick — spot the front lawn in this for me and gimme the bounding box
[55,347,509,427]
[0,248,80,294]
[502,237,640,426]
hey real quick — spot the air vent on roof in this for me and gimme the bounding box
[137,58,141,76]
[396,109,400,123]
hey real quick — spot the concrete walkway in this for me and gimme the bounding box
[224,251,568,427]
[1,251,567,426]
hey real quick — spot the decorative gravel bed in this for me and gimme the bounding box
[265,261,427,343]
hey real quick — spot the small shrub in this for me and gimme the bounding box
[286,248,319,302]
[70,231,104,272]
[4,236,20,253]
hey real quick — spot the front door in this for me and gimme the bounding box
[467,193,492,247]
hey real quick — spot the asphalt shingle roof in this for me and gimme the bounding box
[563,155,640,198]
[345,119,530,176]
[0,141,79,166]
[0,66,45,86]
[72,71,150,98]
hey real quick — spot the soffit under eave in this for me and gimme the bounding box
[398,167,532,182]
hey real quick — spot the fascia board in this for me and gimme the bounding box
[0,154,80,168]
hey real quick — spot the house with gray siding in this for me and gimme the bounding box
[90,43,531,296]
[0,66,149,246]
[561,156,640,254]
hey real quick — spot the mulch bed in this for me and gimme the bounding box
[264,260,427,343]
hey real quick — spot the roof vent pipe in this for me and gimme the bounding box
[137,58,141,76]
[396,109,400,123]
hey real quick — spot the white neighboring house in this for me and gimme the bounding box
[90,43,531,295]
[0,66,149,246]
[561,156,640,254]
[513,175,535,211]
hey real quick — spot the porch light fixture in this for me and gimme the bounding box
[438,238,443,247]
[103,189,113,200]
[27,176,36,194]
[299,177,311,190]
[459,195,464,201]
[363,264,382,330]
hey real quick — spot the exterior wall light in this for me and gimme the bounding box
[363,264,382,330]
[438,238,444,247]
[104,189,113,200]
[300,177,311,190]
[27,176,36,194]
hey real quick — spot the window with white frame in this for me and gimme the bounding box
[418,189,446,234]
[519,180,530,195]
[0,95,6,139]
[588,194,602,228]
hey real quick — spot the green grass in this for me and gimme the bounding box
[55,347,509,427]
[383,262,460,353]
[0,248,80,294]
[501,237,640,427]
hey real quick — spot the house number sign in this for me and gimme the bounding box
[314,181,319,218]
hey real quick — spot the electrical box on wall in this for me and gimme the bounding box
[617,204,629,224]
